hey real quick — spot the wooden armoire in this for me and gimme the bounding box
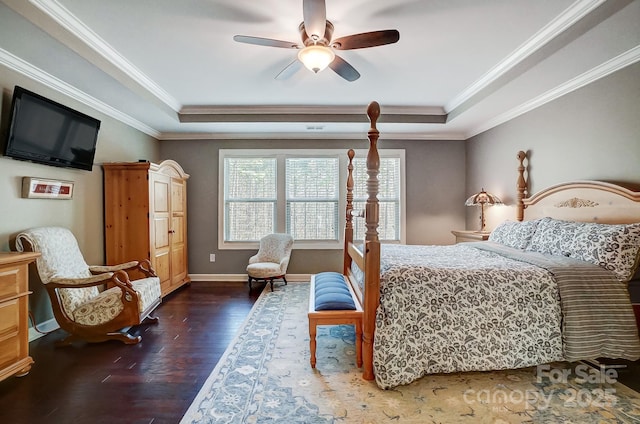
[102,160,190,297]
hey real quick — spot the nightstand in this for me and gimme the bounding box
[451,230,490,243]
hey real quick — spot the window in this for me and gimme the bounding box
[224,158,276,241]
[352,157,401,241]
[219,149,405,249]
[286,157,339,240]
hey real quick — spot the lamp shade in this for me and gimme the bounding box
[465,188,503,232]
[298,45,335,73]
[465,189,502,206]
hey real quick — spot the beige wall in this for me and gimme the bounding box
[465,61,640,231]
[0,68,160,324]
[160,138,467,275]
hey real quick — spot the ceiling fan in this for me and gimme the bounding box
[233,0,400,82]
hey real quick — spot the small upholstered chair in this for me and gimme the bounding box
[15,226,162,346]
[246,233,293,291]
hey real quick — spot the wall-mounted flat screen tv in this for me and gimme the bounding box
[3,86,101,171]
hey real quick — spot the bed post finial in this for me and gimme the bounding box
[367,101,380,129]
[516,150,527,221]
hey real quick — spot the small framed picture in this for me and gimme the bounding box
[22,177,74,199]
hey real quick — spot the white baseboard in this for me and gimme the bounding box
[188,273,311,283]
[29,318,60,342]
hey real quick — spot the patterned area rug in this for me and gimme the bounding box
[181,282,640,423]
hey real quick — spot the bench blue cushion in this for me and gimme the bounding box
[314,272,356,311]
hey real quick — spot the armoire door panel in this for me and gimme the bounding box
[153,180,170,213]
[153,218,170,249]
[153,251,170,284]
[172,216,185,244]
[171,181,184,213]
[171,245,186,281]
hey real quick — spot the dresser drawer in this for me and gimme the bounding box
[0,268,22,300]
[0,334,20,369]
[0,299,20,370]
[0,299,20,339]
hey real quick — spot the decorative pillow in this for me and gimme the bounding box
[489,220,539,250]
[570,222,640,282]
[527,217,585,256]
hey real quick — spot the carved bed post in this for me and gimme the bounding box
[344,149,355,274]
[363,101,381,381]
[516,151,527,221]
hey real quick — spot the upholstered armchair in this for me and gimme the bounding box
[15,227,162,346]
[246,233,294,291]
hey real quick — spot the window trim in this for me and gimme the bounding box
[218,149,406,250]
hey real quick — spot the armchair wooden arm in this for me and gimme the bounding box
[49,273,115,288]
[89,259,157,278]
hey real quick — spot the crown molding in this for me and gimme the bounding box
[467,44,640,138]
[446,0,607,114]
[0,47,161,138]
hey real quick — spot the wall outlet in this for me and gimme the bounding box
[209,253,216,262]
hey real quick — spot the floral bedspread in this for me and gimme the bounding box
[371,243,564,389]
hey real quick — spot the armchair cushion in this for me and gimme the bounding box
[73,286,125,325]
[72,277,161,326]
[133,277,163,313]
[246,262,283,279]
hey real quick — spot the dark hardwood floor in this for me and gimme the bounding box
[0,282,261,424]
[1,281,638,424]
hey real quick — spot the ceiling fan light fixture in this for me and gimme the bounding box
[298,45,335,73]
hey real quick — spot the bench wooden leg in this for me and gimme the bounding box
[309,319,317,368]
[355,319,363,368]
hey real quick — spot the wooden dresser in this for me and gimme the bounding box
[103,160,190,297]
[0,252,39,382]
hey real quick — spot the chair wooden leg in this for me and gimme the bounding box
[108,332,142,345]
[283,276,288,286]
[143,315,159,324]
[269,278,274,292]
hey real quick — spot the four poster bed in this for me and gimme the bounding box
[343,101,640,389]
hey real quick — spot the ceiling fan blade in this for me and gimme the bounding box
[275,59,303,80]
[233,35,299,49]
[303,0,326,39]
[329,55,360,82]
[331,30,400,50]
